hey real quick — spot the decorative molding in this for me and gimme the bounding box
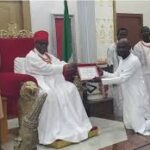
[21,0,32,30]
[95,0,115,61]
[77,1,97,63]
[0,23,32,38]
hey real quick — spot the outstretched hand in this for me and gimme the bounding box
[97,66,103,76]
[89,77,101,83]
[63,63,77,74]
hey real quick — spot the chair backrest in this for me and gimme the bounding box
[0,38,34,72]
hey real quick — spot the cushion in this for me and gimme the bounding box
[0,38,34,72]
[0,72,37,118]
[14,57,26,74]
[0,72,36,97]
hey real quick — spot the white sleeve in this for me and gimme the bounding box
[25,55,64,76]
[50,54,67,65]
[14,57,26,74]
[107,47,114,66]
[133,45,145,66]
[102,58,139,85]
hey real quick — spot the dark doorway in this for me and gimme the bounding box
[117,13,143,47]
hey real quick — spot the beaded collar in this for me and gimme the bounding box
[141,41,150,48]
[33,49,52,64]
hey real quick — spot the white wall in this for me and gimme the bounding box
[29,0,114,62]
[29,0,80,60]
[30,0,150,62]
[116,0,150,26]
[77,1,97,63]
[95,0,114,61]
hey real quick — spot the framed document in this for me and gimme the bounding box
[77,64,99,81]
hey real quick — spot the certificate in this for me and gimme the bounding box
[77,65,99,81]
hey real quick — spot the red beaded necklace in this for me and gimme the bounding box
[33,49,52,64]
[141,41,150,48]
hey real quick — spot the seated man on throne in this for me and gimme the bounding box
[24,30,92,145]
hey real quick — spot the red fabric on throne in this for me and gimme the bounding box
[0,38,74,118]
[0,73,36,118]
[0,38,34,72]
[0,38,36,118]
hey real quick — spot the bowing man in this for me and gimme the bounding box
[93,38,150,135]
[24,30,92,145]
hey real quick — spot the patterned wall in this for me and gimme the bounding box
[95,0,114,62]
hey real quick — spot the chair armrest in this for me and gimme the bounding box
[0,72,37,98]
[63,69,76,82]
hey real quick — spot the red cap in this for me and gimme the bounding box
[34,30,48,42]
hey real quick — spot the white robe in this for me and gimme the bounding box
[102,53,150,135]
[133,41,150,102]
[24,49,92,144]
[107,43,123,117]
[107,42,119,71]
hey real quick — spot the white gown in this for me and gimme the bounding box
[24,49,92,144]
[107,43,119,71]
[133,41,150,102]
[107,43,123,117]
[102,53,150,135]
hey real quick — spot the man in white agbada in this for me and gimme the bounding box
[24,30,92,145]
[93,38,150,135]
[133,26,150,97]
[107,28,128,117]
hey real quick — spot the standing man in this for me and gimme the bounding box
[107,28,128,72]
[94,38,150,135]
[24,30,92,145]
[133,26,150,95]
[107,28,128,117]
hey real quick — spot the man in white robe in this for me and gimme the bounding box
[94,38,150,135]
[133,26,150,99]
[107,28,128,117]
[24,30,92,145]
[107,28,128,72]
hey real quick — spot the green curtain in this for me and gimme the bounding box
[62,0,72,62]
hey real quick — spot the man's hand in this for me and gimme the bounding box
[63,63,77,75]
[89,77,101,83]
[97,66,103,76]
[64,63,77,71]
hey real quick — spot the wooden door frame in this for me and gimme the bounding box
[117,13,143,28]
[51,14,76,59]
[116,13,143,46]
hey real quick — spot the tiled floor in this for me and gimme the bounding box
[2,117,127,150]
[2,117,150,150]
[100,130,150,150]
